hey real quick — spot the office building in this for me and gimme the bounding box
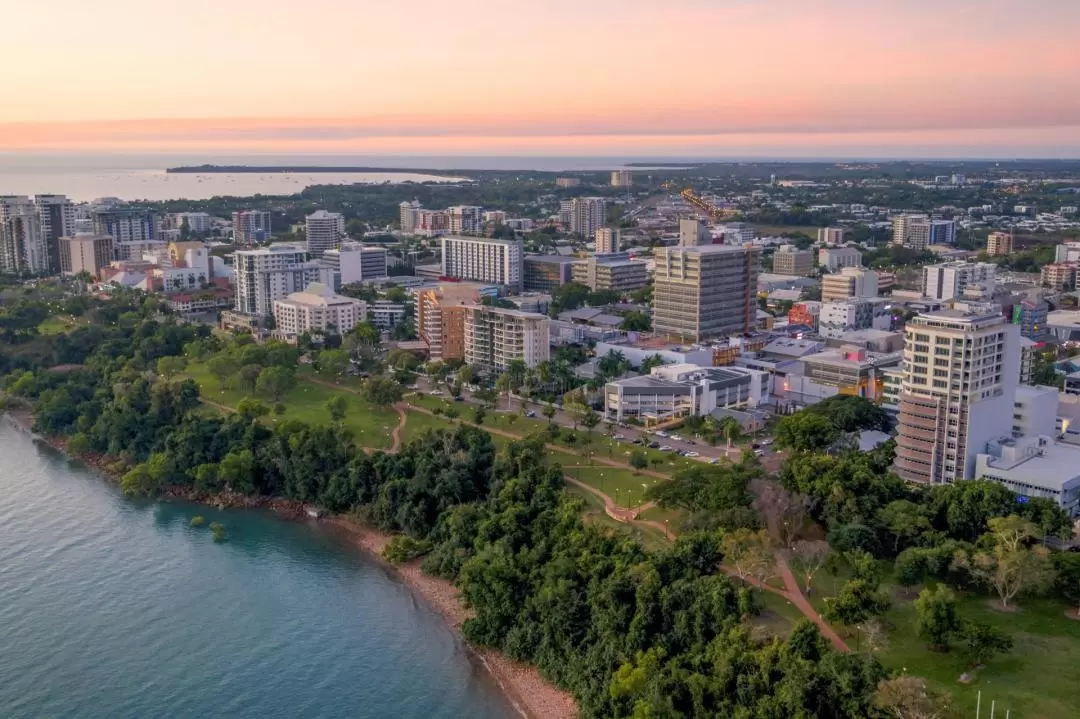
[305,210,346,256]
[892,215,956,250]
[233,244,322,317]
[447,206,483,235]
[818,298,892,338]
[571,252,648,293]
[416,209,449,237]
[986,232,1013,257]
[679,218,711,247]
[273,283,367,338]
[1055,242,1080,264]
[369,300,408,330]
[817,227,846,245]
[320,242,388,288]
[0,196,46,274]
[59,233,114,278]
[594,227,621,254]
[233,210,272,244]
[819,247,862,272]
[555,177,581,188]
[788,301,821,330]
[894,307,1021,484]
[34,195,75,275]
[652,244,760,341]
[1042,262,1077,291]
[782,345,903,402]
[157,241,210,291]
[977,435,1080,517]
[92,206,161,260]
[523,255,575,292]
[569,197,607,239]
[772,245,814,276]
[417,284,482,361]
[1011,295,1048,340]
[441,235,523,291]
[714,223,754,245]
[399,201,420,233]
[604,365,766,425]
[173,212,212,235]
[821,266,878,302]
[922,262,997,301]
[464,305,550,372]
[610,170,633,188]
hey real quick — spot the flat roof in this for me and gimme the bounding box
[980,441,1080,491]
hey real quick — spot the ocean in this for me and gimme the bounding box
[0,422,515,719]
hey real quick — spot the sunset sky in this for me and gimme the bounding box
[2,0,1078,156]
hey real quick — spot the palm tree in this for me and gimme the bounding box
[717,416,743,450]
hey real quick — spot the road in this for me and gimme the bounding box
[414,377,784,470]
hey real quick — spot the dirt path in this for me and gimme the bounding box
[389,404,407,453]
[199,397,236,414]
[772,549,850,652]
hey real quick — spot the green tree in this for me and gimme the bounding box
[67,432,91,456]
[236,397,269,423]
[581,407,600,443]
[880,499,934,553]
[720,528,773,588]
[873,676,950,719]
[791,539,830,594]
[1053,552,1080,617]
[319,348,350,381]
[207,355,238,384]
[952,515,1056,610]
[639,354,666,374]
[363,376,404,407]
[256,366,297,402]
[914,585,960,651]
[958,619,1013,667]
[236,363,262,394]
[326,395,349,424]
[629,449,648,471]
[619,311,651,332]
[824,578,890,633]
[717,416,742,450]
[472,406,486,425]
[542,402,557,425]
[156,355,188,380]
[773,411,840,453]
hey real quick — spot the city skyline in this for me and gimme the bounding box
[1,0,1079,156]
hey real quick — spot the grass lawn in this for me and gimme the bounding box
[183,362,399,449]
[754,590,803,637]
[565,466,661,509]
[37,315,86,335]
[566,485,669,552]
[750,223,819,239]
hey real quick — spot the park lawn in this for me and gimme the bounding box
[754,590,803,637]
[750,223,818,239]
[637,505,686,534]
[183,362,398,449]
[876,590,1080,719]
[565,466,662,509]
[37,315,86,335]
[566,485,669,552]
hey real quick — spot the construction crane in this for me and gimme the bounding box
[679,187,739,221]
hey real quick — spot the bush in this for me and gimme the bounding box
[190,515,206,527]
[210,522,226,542]
[383,535,433,564]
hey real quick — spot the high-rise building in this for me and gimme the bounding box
[679,218,711,247]
[817,227,846,245]
[986,232,1013,257]
[818,247,862,272]
[417,284,483,361]
[173,212,212,235]
[594,227,621,254]
[233,244,322,317]
[233,210,272,244]
[714,223,754,245]
[610,170,633,187]
[894,307,1020,484]
[92,206,161,260]
[821,266,878,302]
[1042,262,1077,291]
[818,298,892,339]
[305,210,346,256]
[523,256,575,292]
[555,177,581,188]
[652,244,760,341]
[448,206,483,235]
[0,196,46,274]
[892,215,956,250]
[1011,295,1048,340]
[1054,241,1080,263]
[416,209,449,237]
[772,245,814,276]
[921,262,997,301]
[34,195,75,275]
[59,233,114,278]
[571,253,648,293]
[569,197,606,239]
[319,242,388,289]
[464,305,550,372]
[399,201,420,233]
[440,235,523,291]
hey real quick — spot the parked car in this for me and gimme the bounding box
[659,445,673,452]
[526,411,537,418]
[655,431,669,438]
[685,451,700,458]
[754,449,765,456]
[648,441,661,449]
[670,434,683,442]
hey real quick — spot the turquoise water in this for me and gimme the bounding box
[0,422,515,719]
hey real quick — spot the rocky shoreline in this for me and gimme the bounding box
[2,409,578,719]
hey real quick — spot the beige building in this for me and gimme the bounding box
[894,307,1020,485]
[679,218,711,247]
[986,231,1013,257]
[464,305,550,372]
[817,227,846,245]
[772,245,814,276]
[1042,262,1077,291]
[610,170,633,187]
[652,244,760,341]
[821,266,878,302]
[594,227,621,254]
[818,247,862,272]
[59,233,114,278]
[272,283,367,338]
[417,284,482,361]
[571,253,647,292]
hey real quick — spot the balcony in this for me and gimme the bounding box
[901,427,938,442]
[894,457,933,481]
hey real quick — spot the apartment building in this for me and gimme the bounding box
[892,215,956,250]
[594,227,621,254]
[922,262,997,301]
[652,244,760,341]
[817,227,846,245]
[441,235,523,291]
[569,197,607,239]
[679,218,710,247]
[604,365,766,425]
[818,247,862,272]
[1042,262,1077,291]
[416,209,449,237]
[59,233,114,278]
[523,255,575,292]
[447,206,484,235]
[233,244,323,317]
[172,212,212,235]
[555,177,581,188]
[610,170,633,187]
[305,210,346,256]
[320,242,388,288]
[92,207,161,260]
[369,300,408,330]
[818,298,892,339]
[232,210,272,244]
[272,283,367,338]
[772,245,814,276]
[986,232,1013,257]
[0,196,45,274]
[571,253,648,293]
[894,308,1020,484]
[464,305,550,372]
[417,284,482,360]
[714,223,754,245]
[399,201,421,233]
[34,195,75,275]
[1011,296,1049,340]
